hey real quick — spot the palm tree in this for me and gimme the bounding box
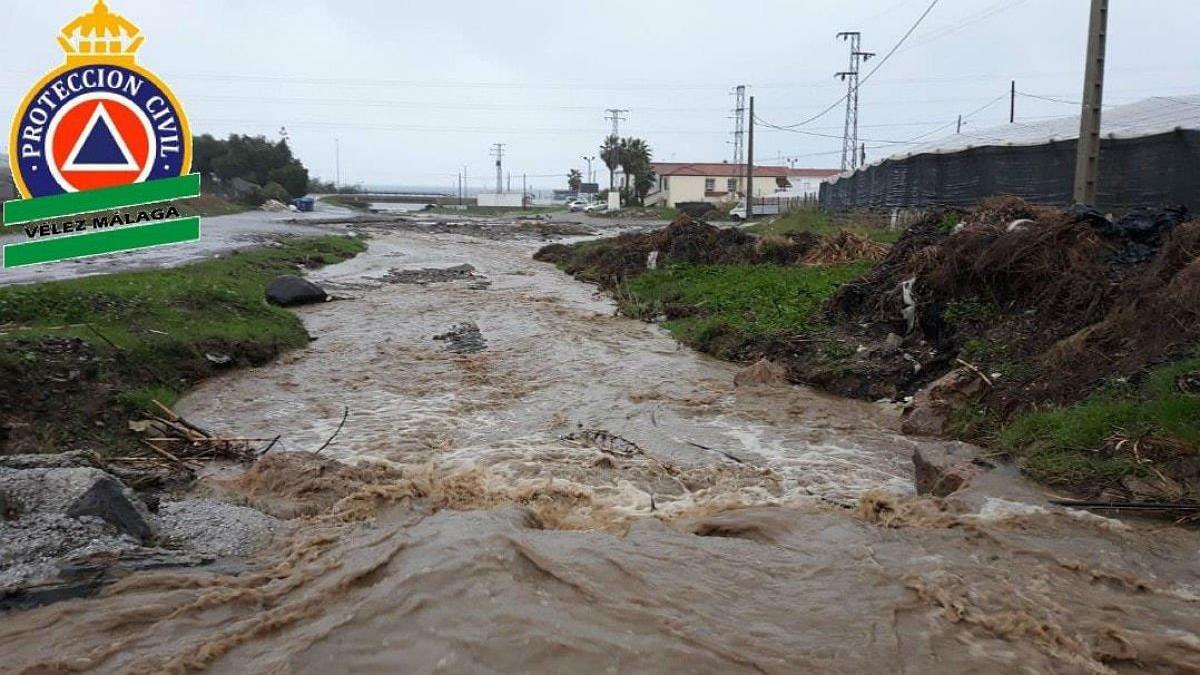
[619,138,653,204]
[600,135,621,191]
[567,169,583,192]
[620,138,649,191]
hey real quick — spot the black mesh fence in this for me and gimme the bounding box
[820,130,1200,211]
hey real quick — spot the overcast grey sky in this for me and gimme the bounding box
[3,1,1199,191]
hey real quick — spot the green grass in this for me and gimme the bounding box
[943,298,999,327]
[320,195,372,210]
[0,235,365,430]
[998,357,1200,487]
[746,210,903,244]
[0,235,364,351]
[174,194,252,218]
[617,262,870,358]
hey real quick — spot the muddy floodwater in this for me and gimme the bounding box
[4,219,1200,674]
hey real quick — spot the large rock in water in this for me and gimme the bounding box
[265,275,328,307]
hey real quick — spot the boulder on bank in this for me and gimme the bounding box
[901,368,989,437]
[0,466,155,542]
[913,443,993,497]
[265,275,328,307]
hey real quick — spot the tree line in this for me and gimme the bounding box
[566,136,654,205]
[192,133,312,204]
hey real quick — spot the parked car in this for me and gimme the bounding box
[568,201,587,212]
[584,202,607,214]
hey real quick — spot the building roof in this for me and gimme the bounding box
[651,162,791,178]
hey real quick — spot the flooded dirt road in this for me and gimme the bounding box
[4,221,1200,674]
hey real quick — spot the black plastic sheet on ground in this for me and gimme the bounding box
[820,130,1200,211]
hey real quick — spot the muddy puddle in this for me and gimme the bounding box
[4,221,1200,673]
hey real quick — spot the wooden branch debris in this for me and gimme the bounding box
[955,358,995,387]
[111,401,273,477]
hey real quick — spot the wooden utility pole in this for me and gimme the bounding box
[1010,80,1016,123]
[746,96,755,220]
[1073,0,1109,205]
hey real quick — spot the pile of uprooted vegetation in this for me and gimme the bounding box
[829,197,1200,496]
[539,202,1200,498]
[534,214,884,286]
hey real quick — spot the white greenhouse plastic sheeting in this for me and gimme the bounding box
[852,95,1200,177]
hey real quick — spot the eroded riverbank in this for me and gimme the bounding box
[4,220,1200,674]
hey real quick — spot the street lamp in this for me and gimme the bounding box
[582,156,595,184]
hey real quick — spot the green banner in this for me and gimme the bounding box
[3,217,201,268]
[2,175,201,226]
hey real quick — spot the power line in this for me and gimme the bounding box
[896,0,1032,55]
[776,0,942,129]
[1016,91,1082,106]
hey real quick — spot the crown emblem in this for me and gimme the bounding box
[57,0,143,63]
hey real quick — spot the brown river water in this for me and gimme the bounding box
[4,220,1200,674]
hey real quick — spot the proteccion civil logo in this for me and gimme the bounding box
[3,1,201,269]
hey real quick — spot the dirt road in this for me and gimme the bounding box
[0,204,350,287]
[3,219,1200,673]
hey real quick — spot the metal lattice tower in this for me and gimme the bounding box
[836,32,874,171]
[490,143,506,193]
[731,85,746,170]
[604,109,629,138]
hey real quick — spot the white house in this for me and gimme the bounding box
[646,162,792,208]
[783,168,841,198]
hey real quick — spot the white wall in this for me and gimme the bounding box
[659,174,785,207]
[477,192,523,207]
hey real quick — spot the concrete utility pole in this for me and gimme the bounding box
[1074,0,1109,205]
[731,85,747,182]
[745,96,755,220]
[604,109,629,138]
[334,138,341,189]
[957,114,963,134]
[836,31,875,172]
[522,174,527,207]
[490,143,506,193]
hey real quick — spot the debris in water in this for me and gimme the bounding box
[433,321,488,354]
[733,358,788,388]
[382,263,479,285]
